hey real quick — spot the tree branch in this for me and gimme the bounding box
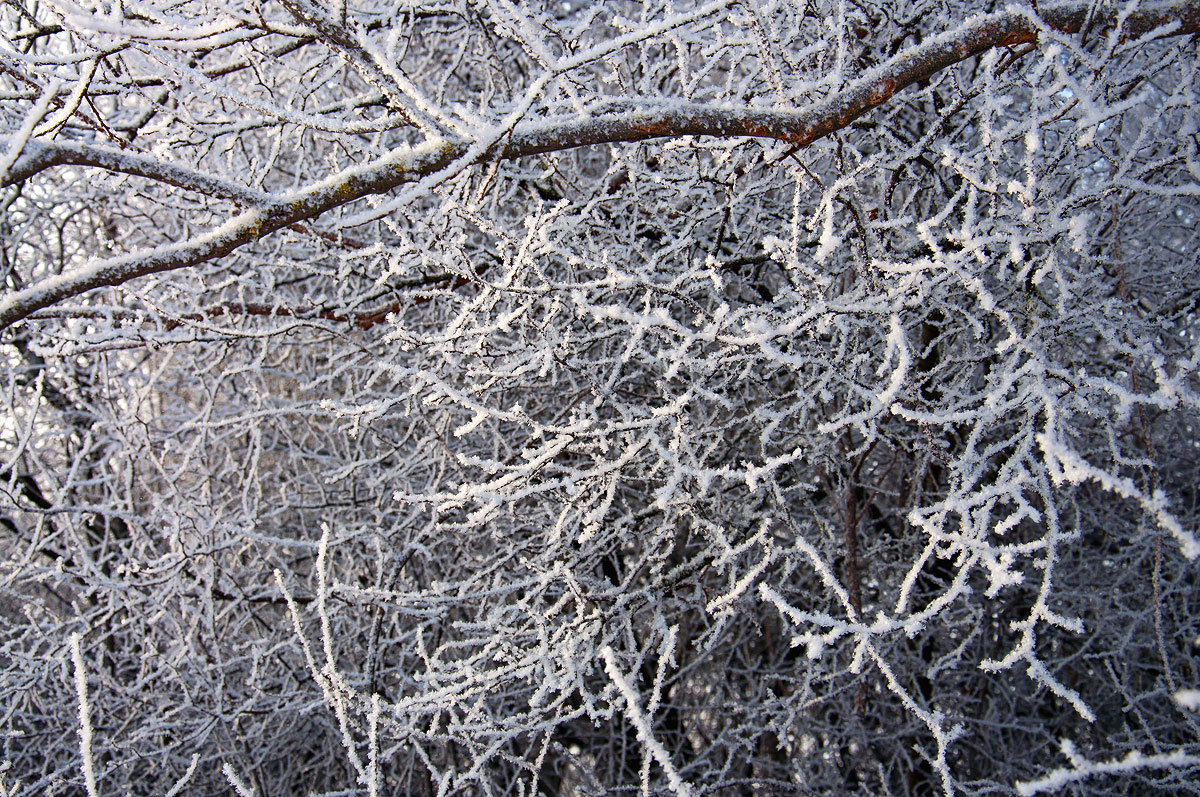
[3,0,1197,330]
[3,139,274,205]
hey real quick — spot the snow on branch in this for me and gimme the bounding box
[69,633,98,797]
[2,138,275,205]
[1016,740,1200,795]
[3,0,1200,793]
[602,647,695,797]
[2,0,1197,328]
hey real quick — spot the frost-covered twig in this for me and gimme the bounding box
[602,647,694,797]
[1016,740,1200,795]
[69,633,98,797]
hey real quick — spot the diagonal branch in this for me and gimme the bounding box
[3,138,275,204]
[2,0,1197,330]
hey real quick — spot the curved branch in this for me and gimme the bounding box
[3,0,1197,330]
[502,0,1200,154]
[3,139,274,205]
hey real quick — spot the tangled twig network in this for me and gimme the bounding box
[1,1,1199,794]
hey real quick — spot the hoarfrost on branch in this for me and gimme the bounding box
[1,0,1199,794]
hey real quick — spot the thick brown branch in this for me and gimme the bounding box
[501,0,1200,155]
[2,0,1197,330]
